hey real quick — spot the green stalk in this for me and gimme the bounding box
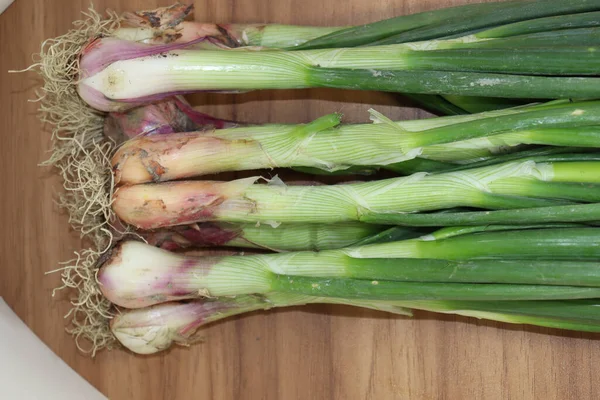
[459,27,600,49]
[360,203,600,227]
[300,8,600,113]
[295,0,600,49]
[375,18,600,48]
[402,47,598,76]
[441,148,600,172]
[475,11,600,39]
[405,27,600,113]
[425,223,586,240]
[351,222,586,249]
[308,68,600,100]
[403,299,600,332]
[418,129,600,164]
[489,179,600,203]
[233,221,387,251]
[344,258,600,286]
[406,299,600,324]
[352,227,600,260]
[350,226,433,246]
[272,276,600,301]
[405,100,600,146]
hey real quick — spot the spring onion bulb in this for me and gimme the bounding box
[104,95,239,143]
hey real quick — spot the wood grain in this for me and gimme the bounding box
[1,0,600,399]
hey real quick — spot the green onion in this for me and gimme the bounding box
[110,293,412,354]
[106,2,598,115]
[111,297,600,354]
[112,100,600,184]
[103,3,600,115]
[112,159,600,228]
[99,229,600,308]
[78,36,600,112]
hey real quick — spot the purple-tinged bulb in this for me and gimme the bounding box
[103,96,240,144]
[97,241,220,308]
[104,99,184,142]
[110,300,242,354]
[171,96,240,130]
[77,37,205,112]
[78,81,138,113]
[112,177,257,229]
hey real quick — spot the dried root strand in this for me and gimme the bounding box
[30,3,201,355]
[32,4,122,226]
[48,246,115,355]
[47,136,123,353]
[54,138,116,242]
[35,6,120,152]
[27,5,125,355]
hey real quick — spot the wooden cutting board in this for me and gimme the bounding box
[1,0,599,399]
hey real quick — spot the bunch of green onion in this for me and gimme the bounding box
[34,0,600,356]
[101,98,600,354]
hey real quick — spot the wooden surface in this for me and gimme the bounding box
[2,0,600,399]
